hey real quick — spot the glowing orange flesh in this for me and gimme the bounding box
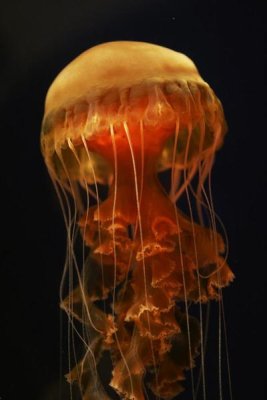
[41,41,233,399]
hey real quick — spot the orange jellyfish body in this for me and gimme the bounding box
[41,42,234,399]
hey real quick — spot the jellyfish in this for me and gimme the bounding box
[41,41,234,399]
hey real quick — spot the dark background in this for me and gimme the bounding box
[0,1,265,399]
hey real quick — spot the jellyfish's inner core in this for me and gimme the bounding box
[44,82,234,400]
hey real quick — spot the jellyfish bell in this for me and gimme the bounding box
[41,41,234,399]
[42,41,226,186]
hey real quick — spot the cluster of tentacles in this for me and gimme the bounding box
[62,182,233,399]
